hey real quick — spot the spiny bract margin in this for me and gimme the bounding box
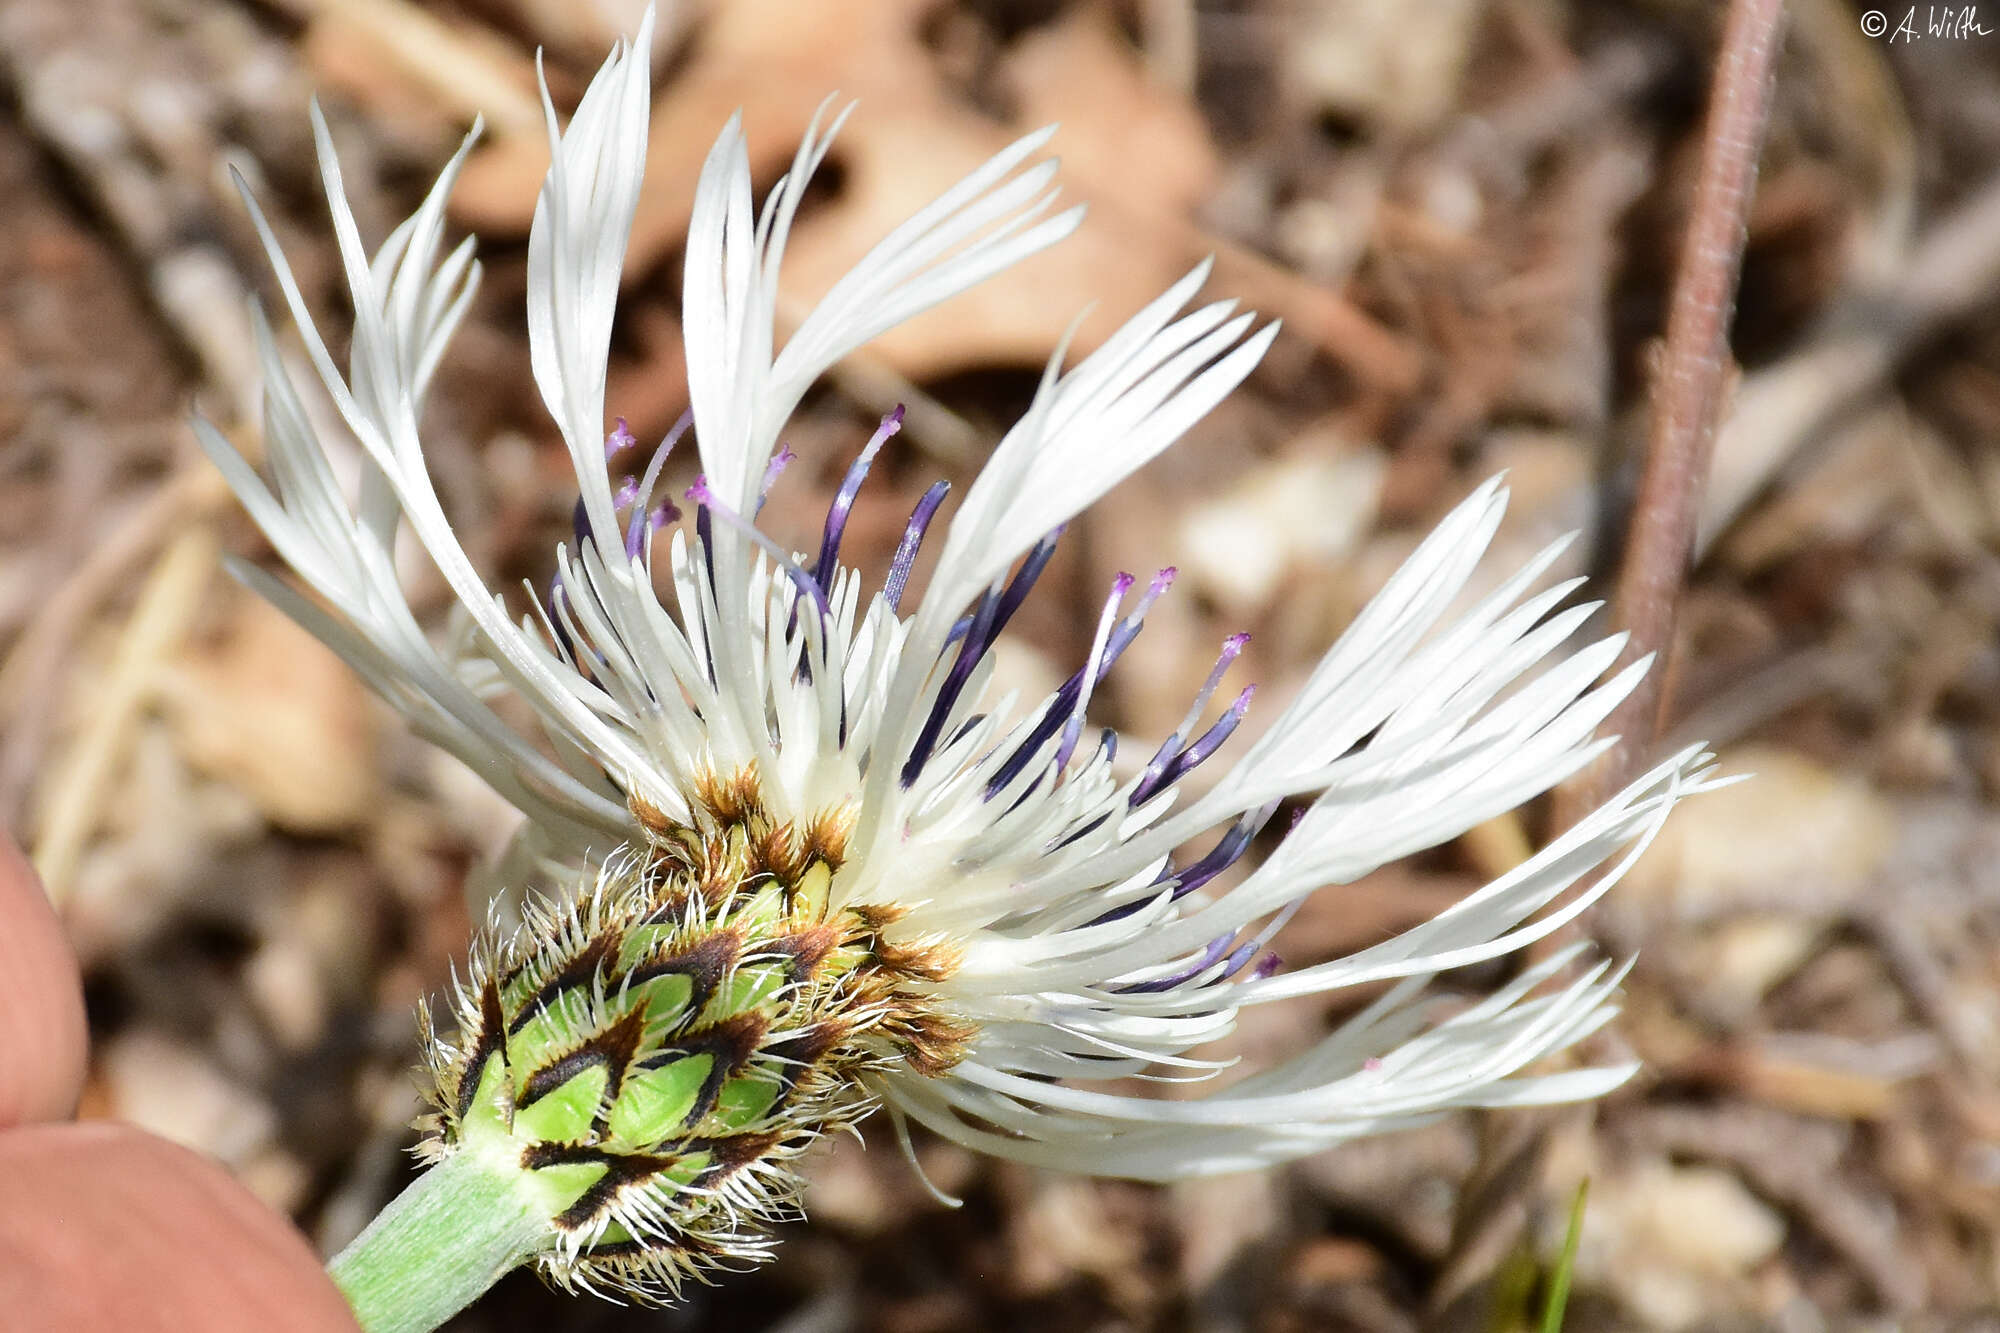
[416,771,969,1301]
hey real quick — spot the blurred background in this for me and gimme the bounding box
[3,0,2000,1328]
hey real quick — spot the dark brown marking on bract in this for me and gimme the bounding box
[508,927,625,1036]
[517,1004,646,1114]
[522,1142,681,1231]
[635,1011,770,1128]
[626,927,739,1016]
[454,978,508,1124]
[683,1130,781,1187]
[765,924,839,983]
[762,1019,849,1101]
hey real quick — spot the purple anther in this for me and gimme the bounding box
[1052,573,1134,774]
[545,575,576,661]
[1217,938,1261,981]
[628,499,682,559]
[1362,1056,1383,1072]
[614,475,642,508]
[1130,735,1182,808]
[687,475,832,624]
[884,480,949,612]
[1131,684,1256,806]
[813,406,904,590]
[1178,635,1250,733]
[1249,953,1282,981]
[991,528,1064,631]
[905,530,1066,786]
[902,587,1006,787]
[758,444,798,514]
[1115,931,1235,994]
[1165,810,1266,901]
[605,417,637,459]
[984,681,1084,799]
[1092,803,1277,927]
[1079,565,1174,692]
[614,410,691,558]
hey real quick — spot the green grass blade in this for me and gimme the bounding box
[1538,1178,1589,1333]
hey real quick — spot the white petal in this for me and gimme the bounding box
[527,6,655,550]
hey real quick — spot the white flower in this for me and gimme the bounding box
[200,14,1720,1189]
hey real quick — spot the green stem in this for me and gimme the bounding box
[328,1148,551,1333]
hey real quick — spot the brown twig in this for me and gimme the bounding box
[1437,0,1789,1315]
[1553,0,1788,830]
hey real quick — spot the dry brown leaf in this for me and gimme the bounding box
[450,0,1419,386]
[1001,8,1218,215]
[292,0,544,141]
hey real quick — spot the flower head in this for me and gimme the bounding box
[203,10,1719,1310]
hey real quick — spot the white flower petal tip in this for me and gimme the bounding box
[212,21,1717,1201]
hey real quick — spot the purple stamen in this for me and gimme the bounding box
[902,532,1066,786]
[982,565,1174,799]
[1162,806,1271,902]
[545,575,576,661]
[1082,565,1174,684]
[1174,633,1250,742]
[1125,900,1298,994]
[1088,804,1275,929]
[694,503,718,612]
[605,417,636,459]
[992,528,1065,632]
[1133,566,1177,617]
[814,406,904,590]
[902,587,1007,787]
[1131,684,1256,806]
[758,444,797,514]
[688,478,833,628]
[1131,631,1249,805]
[1115,931,1235,994]
[885,481,949,612]
[1052,573,1134,774]
[621,411,693,558]
[1219,938,1260,979]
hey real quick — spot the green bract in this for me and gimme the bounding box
[409,780,966,1301]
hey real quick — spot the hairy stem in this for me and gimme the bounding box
[1554,0,1788,831]
[1441,0,1790,1318]
[327,1147,550,1333]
